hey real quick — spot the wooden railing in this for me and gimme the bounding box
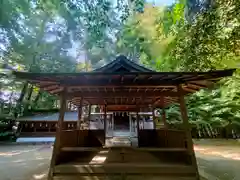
[138,129,187,148]
[54,129,105,165]
[19,121,77,133]
[60,130,105,147]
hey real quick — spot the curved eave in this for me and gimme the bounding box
[12,68,235,108]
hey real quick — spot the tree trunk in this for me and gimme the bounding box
[18,82,28,103]
[8,91,14,115]
[199,125,204,138]
[23,85,33,113]
[33,91,42,106]
[204,126,210,138]
[222,127,227,139]
[15,82,28,118]
[206,124,214,138]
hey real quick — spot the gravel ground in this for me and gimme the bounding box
[0,141,240,180]
[197,153,240,180]
[0,145,51,180]
[194,142,240,180]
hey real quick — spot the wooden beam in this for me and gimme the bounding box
[56,80,182,87]
[49,87,63,94]
[182,87,196,93]
[187,83,204,89]
[187,81,207,89]
[14,68,234,79]
[67,91,183,99]
[42,84,59,91]
[71,100,176,107]
[177,85,200,179]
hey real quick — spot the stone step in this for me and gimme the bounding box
[106,137,132,147]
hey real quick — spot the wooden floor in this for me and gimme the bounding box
[52,147,197,180]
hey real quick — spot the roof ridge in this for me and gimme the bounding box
[93,55,154,72]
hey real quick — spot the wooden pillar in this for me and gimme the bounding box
[162,108,167,128]
[57,91,67,132]
[104,105,107,132]
[177,85,199,179]
[152,106,156,129]
[136,109,140,135]
[160,96,168,128]
[129,113,132,134]
[66,100,69,111]
[48,88,67,180]
[77,98,83,130]
[112,113,114,131]
[88,104,92,129]
[48,122,51,132]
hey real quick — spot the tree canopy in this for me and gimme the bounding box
[0,0,239,138]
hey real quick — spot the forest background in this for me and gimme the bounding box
[0,0,239,138]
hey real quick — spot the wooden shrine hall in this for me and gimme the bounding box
[13,55,235,180]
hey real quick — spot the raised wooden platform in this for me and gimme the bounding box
[51,146,197,180]
[48,129,198,180]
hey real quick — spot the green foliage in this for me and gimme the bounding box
[0,0,239,137]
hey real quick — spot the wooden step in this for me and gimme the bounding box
[54,163,196,175]
[134,147,188,152]
[60,146,187,152]
[61,147,103,152]
[53,175,197,180]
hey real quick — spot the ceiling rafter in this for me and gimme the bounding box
[13,55,234,109]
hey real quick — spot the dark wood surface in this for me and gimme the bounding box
[53,147,197,179]
[13,55,235,108]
